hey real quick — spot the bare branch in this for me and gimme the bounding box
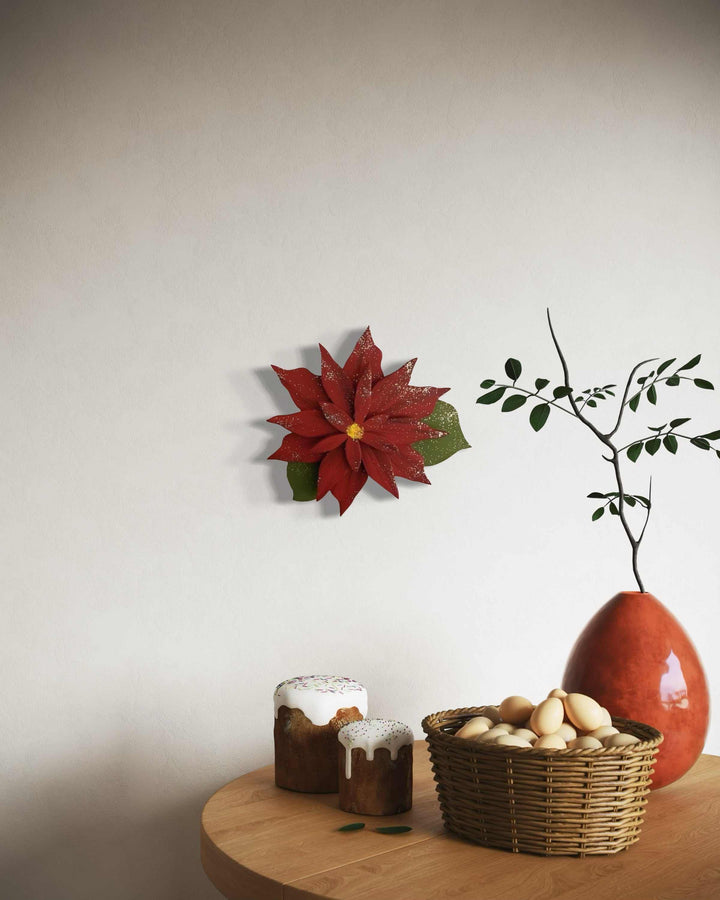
[606,358,659,439]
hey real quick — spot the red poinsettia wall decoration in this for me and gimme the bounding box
[268,328,469,514]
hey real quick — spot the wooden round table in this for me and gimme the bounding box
[201,741,720,899]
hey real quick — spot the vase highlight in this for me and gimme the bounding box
[562,591,709,789]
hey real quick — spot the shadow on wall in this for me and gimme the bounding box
[0,743,222,900]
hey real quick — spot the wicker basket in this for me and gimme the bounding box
[422,706,663,857]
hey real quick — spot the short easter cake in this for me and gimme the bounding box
[337,718,414,815]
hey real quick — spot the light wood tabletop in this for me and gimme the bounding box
[201,741,720,900]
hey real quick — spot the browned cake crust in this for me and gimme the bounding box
[338,743,413,815]
[274,704,363,793]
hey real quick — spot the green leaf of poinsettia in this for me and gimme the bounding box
[286,461,319,501]
[415,400,471,467]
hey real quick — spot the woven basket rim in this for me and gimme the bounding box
[422,705,663,756]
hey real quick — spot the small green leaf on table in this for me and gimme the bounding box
[375,826,413,834]
[286,462,319,501]
[416,400,471,466]
[338,822,366,831]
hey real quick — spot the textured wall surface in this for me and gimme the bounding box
[2,2,719,897]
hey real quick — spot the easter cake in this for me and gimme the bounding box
[274,675,368,793]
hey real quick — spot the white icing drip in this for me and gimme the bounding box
[337,718,414,780]
[273,675,368,727]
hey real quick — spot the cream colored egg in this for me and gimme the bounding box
[530,697,564,736]
[482,706,502,725]
[455,717,493,739]
[568,736,603,750]
[555,722,577,742]
[547,688,568,699]
[493,722,515,734]
[587,726,619,741]
[476,726,508,742]
[534,733,567,750]
[495,734,533,748]
[564,693,603,732]
[599,707,612,726]
[513,728,538,744]
[603,732,640,748]
[499,696,534,725]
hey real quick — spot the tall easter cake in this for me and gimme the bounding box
[274,675,368,793]
[337,718,413,815]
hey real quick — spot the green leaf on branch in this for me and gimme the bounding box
[505,358,522,381]
[624,495,637,506]
[629,393,641,411]
[647,385,657,405]
[529,403,551,432]
[609,502,619,515]
[501,394,527,412]
[702,430,720,441]
[634,495,651,508]
[535,378,550,390]
[416,400,471,466]
[287,462,319,501]
[657,358,676,375]
[647,424,667,432]
[477,386,507,405]
[670,417,691,428]
[587,491,606,498]
[646,437,661,456]
[666,375,681,386]
[678,354,701,371]
[587,399,597,408]
[552,386,573,399]
[627,443,644,462]
[663,434,679,454]
[694,378,714,390]
[690,437,711,450]
[592,507,605,521]
[480,379,495,389]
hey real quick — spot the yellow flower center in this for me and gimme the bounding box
[345,422,364,441]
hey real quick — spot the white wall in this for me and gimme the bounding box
[2,1,719,897]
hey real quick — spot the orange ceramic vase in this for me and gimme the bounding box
[562,591,709,790]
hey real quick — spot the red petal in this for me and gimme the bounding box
[271,365,327,411]
[361,445,399,498]
[367,359,416,416]
[320,345,354,414]
[360,431,398,453]
[378,421,446,444]
[353,368,373,424]
[321,401,354,433]
[361,414,389,432]
[387,445,431,484]
[345,438,362,472]
[383,385,449,419]
[332,468,368,515]
[268,433,323,462]
[267,409,336,437]
[312,433,347,453]
[317,446,351,500]
[342,327,384,386]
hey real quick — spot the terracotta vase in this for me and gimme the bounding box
[562,591,709,790]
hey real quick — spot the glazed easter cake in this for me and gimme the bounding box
[337,718,414,815]
[274,675,368,793]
